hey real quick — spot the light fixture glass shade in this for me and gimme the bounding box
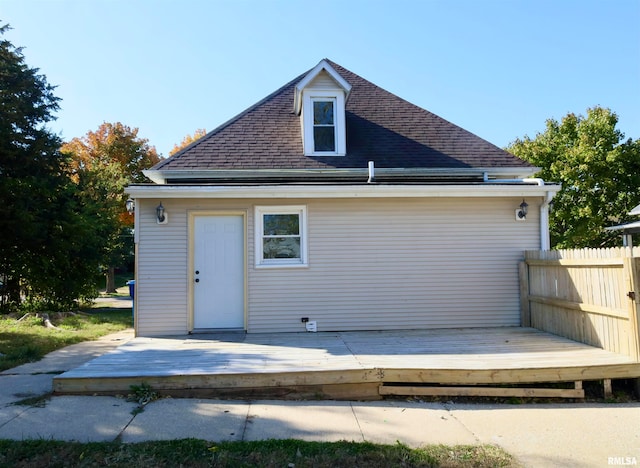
[125,198,135,214]
[156,202,165,223]
[518,200,528,219]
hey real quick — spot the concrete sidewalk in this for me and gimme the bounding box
[1,331,639,467]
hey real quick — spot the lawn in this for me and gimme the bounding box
[0,439,518,467]
[98,271,134,296]
[0,309,132,372]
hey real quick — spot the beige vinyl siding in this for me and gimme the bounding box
[135,196,540,336]
[307,70,338,89]
[135,199,189,336]
[248,197,539,333]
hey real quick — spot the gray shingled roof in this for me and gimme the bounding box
[154,60,531,171]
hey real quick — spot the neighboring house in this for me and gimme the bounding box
[606,203,640,246]
[126,59,560,337]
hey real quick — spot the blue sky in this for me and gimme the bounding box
[2,0,639,157]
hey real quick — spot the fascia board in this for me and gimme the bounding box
[126,183,560,199]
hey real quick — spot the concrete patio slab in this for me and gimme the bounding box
[0,396,136,442]
[0,374,54,407]
[244,400,364,443]
[450,403,640,468]
[121,399,248,443]
[0,405,28,428]
[351,400,477,446]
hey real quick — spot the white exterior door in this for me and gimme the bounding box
[193,215,244,329]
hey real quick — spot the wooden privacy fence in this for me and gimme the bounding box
[520,247,640,361]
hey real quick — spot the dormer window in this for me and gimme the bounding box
[313,99,336,152]
[301,91,346,156]
[295,60,351,157]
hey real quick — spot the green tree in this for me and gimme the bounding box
[170,128,206,155]
[508,107,640,248]
[0,24,115,311]
[22,162,126,308]
[61,122,161,292]
[0,23,62,309]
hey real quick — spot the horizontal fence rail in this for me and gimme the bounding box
[521,247,640,361]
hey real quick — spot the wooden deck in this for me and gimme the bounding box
[53,327,640,400]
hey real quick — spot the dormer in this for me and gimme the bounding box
[294,59,352,156]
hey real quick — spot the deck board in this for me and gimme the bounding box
[54,327,640,396]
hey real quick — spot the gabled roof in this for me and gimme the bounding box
[153,59,532,176]
[294,59,351,114]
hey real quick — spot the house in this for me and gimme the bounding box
[126,59,560,337]
[606,203,640,246]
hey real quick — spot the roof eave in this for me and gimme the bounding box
[606,220,640,234]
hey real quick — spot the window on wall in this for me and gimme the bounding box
[255,206,308,267]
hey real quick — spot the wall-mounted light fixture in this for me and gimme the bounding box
[156,202,168,224]
[125,198,135,215]
[516,199,528,221]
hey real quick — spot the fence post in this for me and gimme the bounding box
[519,261,531,327]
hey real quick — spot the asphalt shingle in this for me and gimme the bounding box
[154,60,530,172]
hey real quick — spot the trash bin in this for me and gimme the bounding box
[126,280,135,299]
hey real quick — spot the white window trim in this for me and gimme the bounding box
[255,205,308,268]
[302,90,346,156]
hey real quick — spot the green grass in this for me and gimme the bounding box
[97,271,134,296]
[0,309,132,372]
[0,439,518,467]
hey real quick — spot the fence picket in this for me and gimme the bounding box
[522,248,640,360]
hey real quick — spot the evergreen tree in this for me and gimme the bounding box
[0,23,65,309]
[0,24,123,310]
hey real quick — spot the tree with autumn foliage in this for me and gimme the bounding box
[63,122,161,184]
[61,122,161,292]
[170,128,206,155]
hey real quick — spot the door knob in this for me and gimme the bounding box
[195,270,200,275]
[195,278,200,283]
